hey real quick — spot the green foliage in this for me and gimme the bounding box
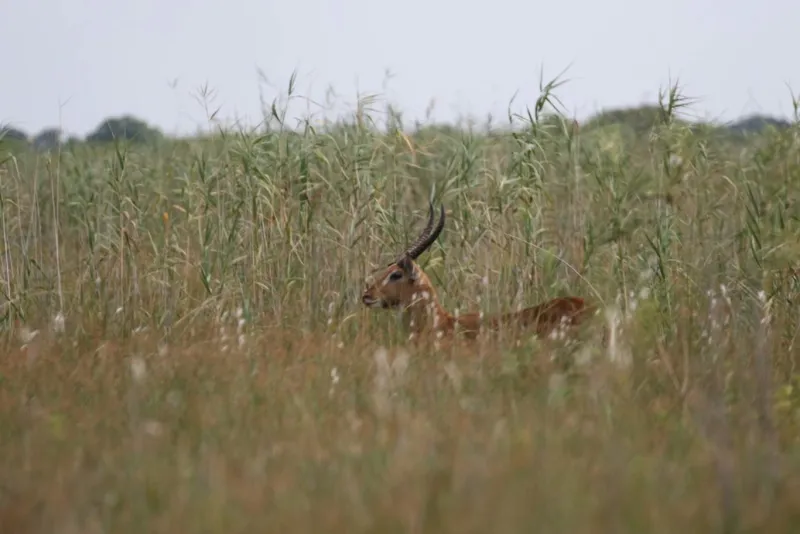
[32,127,63,151]
[730,114,792,136]
[85,115,162,144]
[1,78,800,531]
[583,104,679,136]
[0,124,28,142]
[0,124,30,156]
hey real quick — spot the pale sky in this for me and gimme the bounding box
[2,0,798,138]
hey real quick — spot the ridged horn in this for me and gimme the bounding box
[402,202,445,261]
[396,201,435,260]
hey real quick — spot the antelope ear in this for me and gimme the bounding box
[397,255,417,280]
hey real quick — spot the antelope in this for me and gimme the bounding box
[361,202,596,342]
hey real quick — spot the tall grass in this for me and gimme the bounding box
[1,77,800,533]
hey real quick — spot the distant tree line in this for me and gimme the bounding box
[580,106,793,137]
[0,115,162,151]
[0,107,795,152]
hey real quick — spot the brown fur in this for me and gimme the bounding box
[362,254,596,342]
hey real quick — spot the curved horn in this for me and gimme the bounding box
[397,202,435,260]
[404,201,435,254]
[405,203,445,260]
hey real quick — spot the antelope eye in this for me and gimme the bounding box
[388,271,403,281]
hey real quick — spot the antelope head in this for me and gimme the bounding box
[361,202,445,312]
[361,201,596,344]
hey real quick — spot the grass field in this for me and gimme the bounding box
[2,80,800,533]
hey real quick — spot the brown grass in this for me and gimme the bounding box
[1,79,800,532]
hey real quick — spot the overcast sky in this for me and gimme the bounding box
[2,0,798,137]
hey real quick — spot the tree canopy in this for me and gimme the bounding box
[85,115,162,144]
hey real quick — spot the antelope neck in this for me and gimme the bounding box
[402,283,453,335]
